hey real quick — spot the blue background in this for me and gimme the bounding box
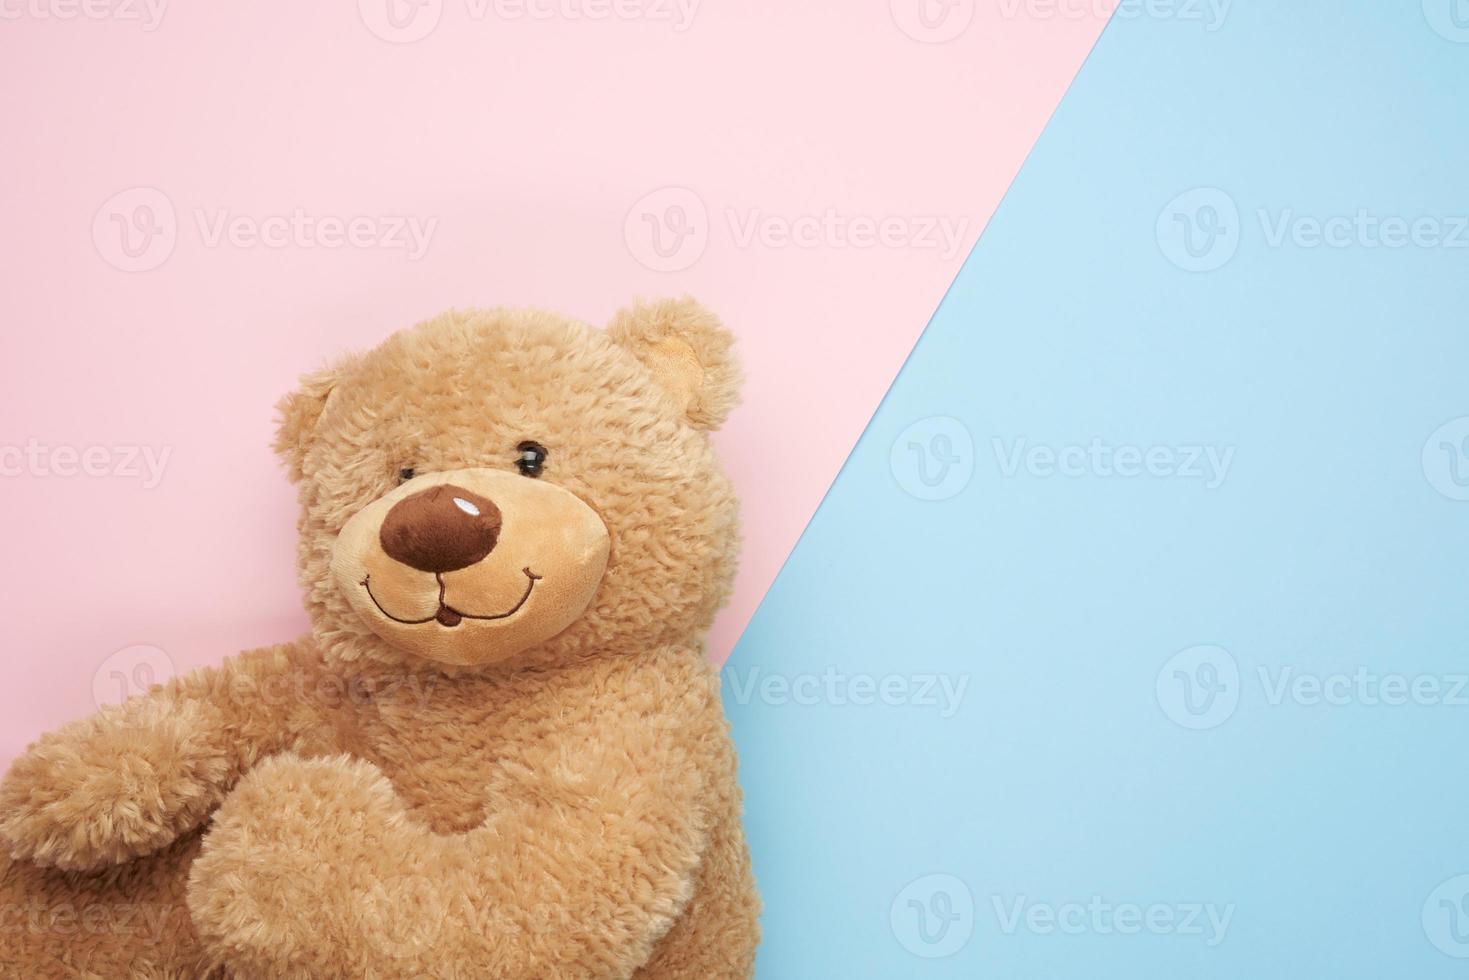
[727,3,1469,977]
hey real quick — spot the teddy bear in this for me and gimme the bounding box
[0,299,761,979]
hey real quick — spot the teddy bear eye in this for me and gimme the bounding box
[397,467,417,484]
[516,441,547,478]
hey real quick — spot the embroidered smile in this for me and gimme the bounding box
[361,567,541,628]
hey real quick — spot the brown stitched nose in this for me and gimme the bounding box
[379,484,502,574]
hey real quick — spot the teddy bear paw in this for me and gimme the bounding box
[187,753,411,975]
[0,698,231,871]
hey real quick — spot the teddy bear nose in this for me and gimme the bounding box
[379,484,502,574]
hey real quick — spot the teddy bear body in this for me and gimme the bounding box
[0,303,760,978]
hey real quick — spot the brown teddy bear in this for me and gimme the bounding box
[0,299,761,978]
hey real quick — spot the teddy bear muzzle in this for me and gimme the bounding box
[330,467,611,666]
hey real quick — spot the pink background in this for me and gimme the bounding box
[0,0,1111,767]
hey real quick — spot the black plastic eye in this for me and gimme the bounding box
[397,467,416,484]
[516,441,547,477]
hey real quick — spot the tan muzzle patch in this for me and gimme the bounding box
[331,468,609,666]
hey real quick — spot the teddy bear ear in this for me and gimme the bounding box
[606,297,743,431]
[272,364,343,482]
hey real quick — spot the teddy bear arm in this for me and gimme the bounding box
[444,733,717,977]
[0,640,323,872]
[188,703,717,978]
[424,655,728,976]
[161,637,335,771]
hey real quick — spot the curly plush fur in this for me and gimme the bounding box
[0,300,760,978]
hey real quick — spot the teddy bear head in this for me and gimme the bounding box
[274,299,742,670]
